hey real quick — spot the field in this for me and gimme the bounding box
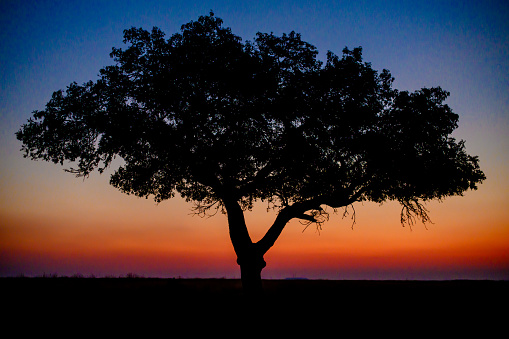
[3,277,506,333]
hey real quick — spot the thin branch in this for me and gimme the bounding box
[300,207,330,234]
[341,204,357,229]
[190,200,223,218]
[400,199,433,230]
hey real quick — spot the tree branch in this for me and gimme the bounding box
[342,204,357,230]
[400,198,433,229]
[296,213,318,223]
[256,190,363,255]
[190,200,222,218]
[222,197,254,258]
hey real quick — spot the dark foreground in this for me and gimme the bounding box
[3,278,506,333]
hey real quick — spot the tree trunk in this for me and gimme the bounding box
[223,198,268,296]
[237,252,266,297]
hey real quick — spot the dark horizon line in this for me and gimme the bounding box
[1,274,507,282]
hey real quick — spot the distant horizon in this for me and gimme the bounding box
[3,273,508,281]
[3,259,507,281]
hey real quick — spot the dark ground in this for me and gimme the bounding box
[2,278,506,333]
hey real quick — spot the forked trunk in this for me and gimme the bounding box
[224,197,298,296]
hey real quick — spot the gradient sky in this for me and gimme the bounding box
[1,0,508,280]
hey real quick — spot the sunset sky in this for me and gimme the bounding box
[1,0,508,280]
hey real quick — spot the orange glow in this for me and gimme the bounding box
[1,159,507,279]
[2,188,508,279]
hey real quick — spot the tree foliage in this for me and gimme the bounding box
[17,12,485,237]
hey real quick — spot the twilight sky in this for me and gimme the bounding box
[1,0,508,279]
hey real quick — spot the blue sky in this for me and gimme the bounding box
[2,0,507,128]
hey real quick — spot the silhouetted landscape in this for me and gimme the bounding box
[14,12,490,298]
[3,5,508,335]
[5,15,504,335]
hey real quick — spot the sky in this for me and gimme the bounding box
[1,0,508,280]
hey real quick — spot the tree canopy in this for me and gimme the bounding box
[17,12,485,292]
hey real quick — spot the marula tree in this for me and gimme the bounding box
[17,13,485,295]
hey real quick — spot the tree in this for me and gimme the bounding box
[16,12,485,295]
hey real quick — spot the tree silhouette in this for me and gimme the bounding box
[16,12,485,295]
